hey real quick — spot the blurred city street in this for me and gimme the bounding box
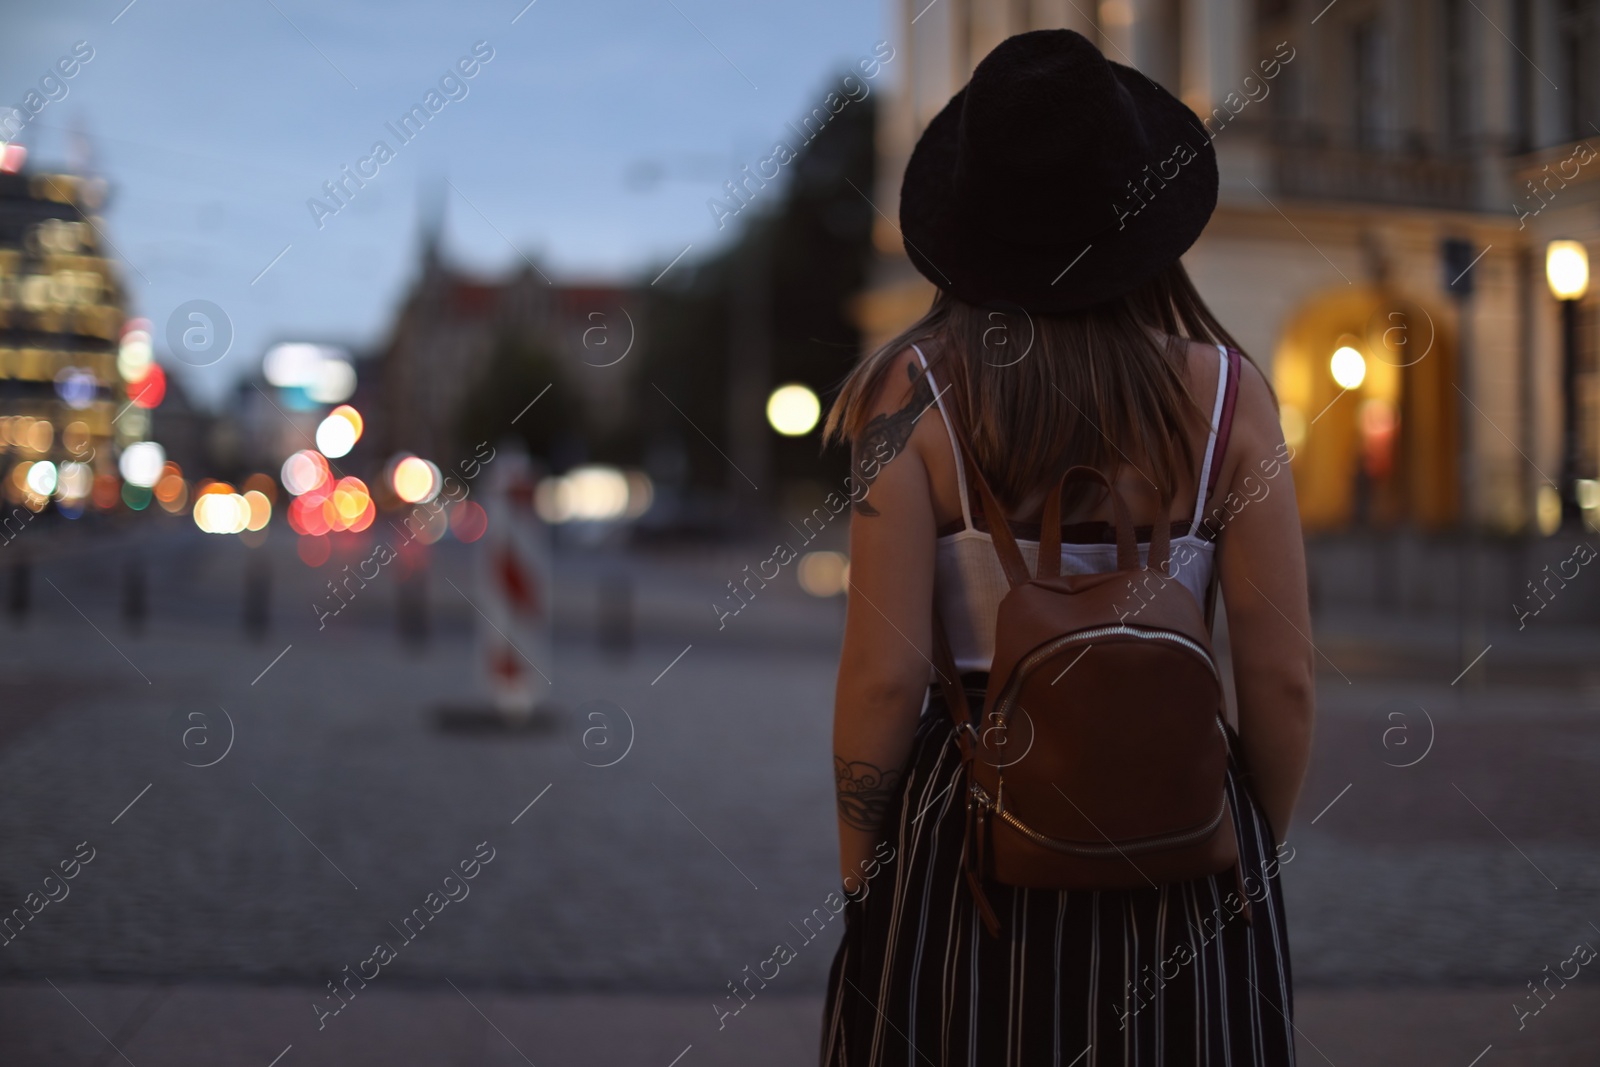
[0,521,1598,1064]
[6,0,1600,1062]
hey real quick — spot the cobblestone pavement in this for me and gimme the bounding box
[1,984,1597,1067]
[1,525,1598,1061]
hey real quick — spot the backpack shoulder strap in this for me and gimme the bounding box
[937,377,1032,588]
[1202,346,1243,629]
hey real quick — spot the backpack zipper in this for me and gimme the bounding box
[969,782,1228,857]
[991,624,1218,724]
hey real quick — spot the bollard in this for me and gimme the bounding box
[597,572,634,659]
[399,565,429,649]
[122,556,146,634]
[244,553,271,640]
[8,555,28,624]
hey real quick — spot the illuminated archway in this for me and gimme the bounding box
[1272,286,1459,531]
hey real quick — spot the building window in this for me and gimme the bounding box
[1503,0,1536,152]
[1352,18,1385,148]
[1441,0,1473,149]
[1557,0,1600,143]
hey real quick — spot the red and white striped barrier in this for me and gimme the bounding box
[476,447,553,721]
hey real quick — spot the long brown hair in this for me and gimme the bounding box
[825,261,1253,512]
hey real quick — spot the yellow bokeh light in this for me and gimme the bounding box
[1546,240,1590,301]
[392,456,438,504]
[797,551,849,597]
[766,384,821,436]
[330,404,363,438]
[316,414,356,458]
[194,491,251,534]
[243,489,272,531]
[1535,485,1563,536]
[1279,405,1307,450]
[1330,346,1367,390]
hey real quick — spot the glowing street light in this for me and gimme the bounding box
[1546,240,1590,302]
[766,384,821,436]
[1329,345,1367,391]
[1548,239,1591,526]
[315,405,363,458]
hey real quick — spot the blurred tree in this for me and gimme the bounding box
[454,335,581,466]
[636,80,876,500]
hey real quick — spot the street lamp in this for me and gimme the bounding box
[1546,239,1590,525]
[1330,344,1367,390]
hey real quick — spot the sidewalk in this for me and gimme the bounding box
[3,981,1595,1066]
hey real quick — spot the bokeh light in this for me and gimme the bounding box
[798,550,850,597]
[24,460,56,498]
[263,343,356,403]
[154,462,186,506]
[1545,239,1590,301]
[54,367,97,409]
[308,359,357,404]
[766,384,821,436]
[329,476,373,533]
[26,419,52,453]
[119,441,166,488]
[57,462,93,502]
[193,482,253,534]
[129,363,167,409]
[122,483,152,510]
[316,411,358,458]
[392,456,440,504]
[1330,345,1367,390]
[537,465,630,523]
[288,493,330,536]
[408,505,449,544]
[450,500,488,543]
[281,449,332,496]
[243,489,272,531]
[92,474,120,510]
[8,461,33,500]
[63,421,91,456]
[1536,484,1563,536]
[117,322,153,381]
[625,471,655,519]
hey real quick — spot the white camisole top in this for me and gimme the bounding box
[915,342,1231,673]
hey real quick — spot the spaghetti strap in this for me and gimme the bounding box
[912,343,973,531]
[1192,343,1230,522]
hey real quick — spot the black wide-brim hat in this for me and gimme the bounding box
[899,29,1218,315]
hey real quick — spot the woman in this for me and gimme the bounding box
[821,30,1314,1067]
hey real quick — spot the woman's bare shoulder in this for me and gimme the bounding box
[854,345,939,462]
[1177,336,1223,406]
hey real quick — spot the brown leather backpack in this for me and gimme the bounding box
[931,455,1240,937]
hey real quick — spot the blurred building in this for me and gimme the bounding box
[379,226,641,467]
[217,341,373,477]
[0,166,141,515]
[862,0,1600,544]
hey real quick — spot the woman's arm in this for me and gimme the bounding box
[833,354,940,885]
[1215,357,1316,843]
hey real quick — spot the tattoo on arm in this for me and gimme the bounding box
[851,362,934,517]
[835,756,903,832]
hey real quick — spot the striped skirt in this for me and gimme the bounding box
[821,677,1297,1067]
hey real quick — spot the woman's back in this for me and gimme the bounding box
[821,29,1313,1066]
[914,339,1236,673]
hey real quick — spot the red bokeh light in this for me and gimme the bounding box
[129,363,167,409]
[450,501,488,543]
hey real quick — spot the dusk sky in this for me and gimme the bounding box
[6,0,890,407]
